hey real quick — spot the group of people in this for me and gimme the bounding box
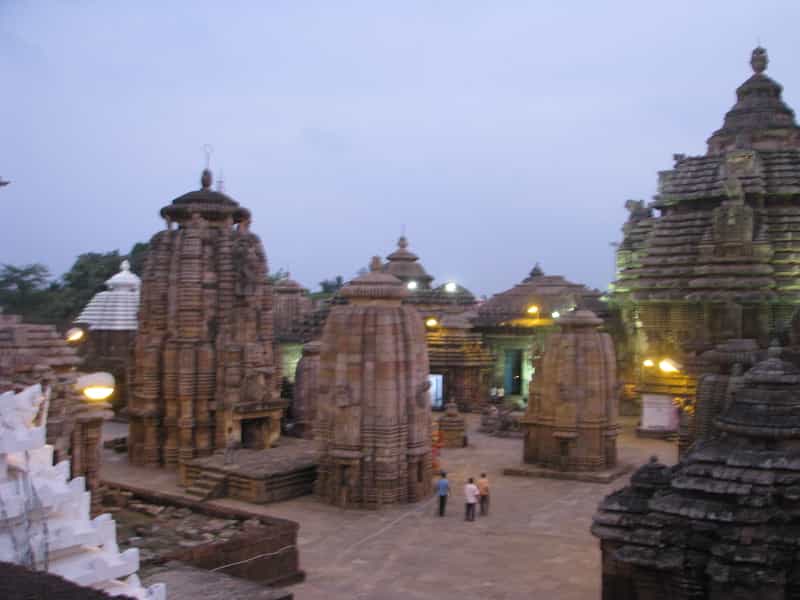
[435,472,489,521]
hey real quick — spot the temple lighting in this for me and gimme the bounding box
[659,358,681,373]
[425,317,438,328]
[527,305,539,315]
[407,281,418,290]
[76,372,115,402]
[444,281,457,293]
[65,327,84,343]
[642,359,655,368]
[551,311,560,319]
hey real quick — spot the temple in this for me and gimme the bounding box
[128,169,285,483]
[474,265,606,403]
[612,47,800,443]
[74,260,141,414]
[314,257,432,508]
[593,346,800,598]
[509,310,627,482]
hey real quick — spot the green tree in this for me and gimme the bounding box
[128,242,150,275]
[318,275,344,294]
[0,263,52,319]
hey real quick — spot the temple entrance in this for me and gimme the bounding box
[241,418,270,450]
[504,350,523,395]
[429,373,445,410]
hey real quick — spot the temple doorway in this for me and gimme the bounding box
[429,374,444,410]
[241,418,269,450]
[504,350,523,395]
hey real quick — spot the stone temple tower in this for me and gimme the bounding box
[517,310,626,481]
[315,257,433,508]
[129,169,283,482]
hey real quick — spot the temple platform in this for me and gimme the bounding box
[503,462,634,484]
[184,438,319,503]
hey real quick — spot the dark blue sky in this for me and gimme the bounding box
[2,1,799,296]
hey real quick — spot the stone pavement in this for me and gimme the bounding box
[101,416,674,600]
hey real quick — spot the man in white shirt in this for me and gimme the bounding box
[464,477,479,522]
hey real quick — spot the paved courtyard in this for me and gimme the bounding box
[104,417,675,600]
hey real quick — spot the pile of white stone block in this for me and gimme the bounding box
[0,384,165,599]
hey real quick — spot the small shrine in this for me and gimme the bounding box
[507,310,629,483]
[314,257,433,508]
[436,401,467,448]
[74,260,141,413]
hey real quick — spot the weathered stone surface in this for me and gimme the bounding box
[437,401,466,448]
[314,256,433,508]
[593,347,800,597]
[0,313,109,512]
[291,341,320,438]
[427,311,493,412]
[519,310,623,477]
[128,169,285,483]
[613,49,800,433]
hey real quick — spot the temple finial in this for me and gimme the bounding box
[201,169,212,189]
[398,236,408,249]
[369,256,383,272]
[751,46,768,75]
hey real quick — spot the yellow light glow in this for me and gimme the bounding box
[66,327,84,343]
[659,358,680,373]
[425,318,438,328]
[75,371,115,403]
[526,305,539,315]
[83,386,114,401]
[642,359,655,368]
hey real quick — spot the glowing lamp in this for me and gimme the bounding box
[425,317,438,328]
[407,281,418,290]
[551,311,560,319]
[642,359,655,368]
[526,305,539,315]
[65,327,84,343]
[659,358,681,374]
[444,281,457,293]
[76,372,115,403]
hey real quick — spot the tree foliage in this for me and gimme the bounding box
[0,243,148,326]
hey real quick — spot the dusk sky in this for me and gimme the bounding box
[2,2,799,297]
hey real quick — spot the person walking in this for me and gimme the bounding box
[436,471,450,516]
[477,472,490,516]
[464,477,479,521]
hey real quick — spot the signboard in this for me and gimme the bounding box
[640,394,679,432]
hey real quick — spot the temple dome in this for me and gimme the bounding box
[342,256,408,301]
[74,261,140,331]
[707,47,800,155]
[160,169,251,223]
[383,236,434,289]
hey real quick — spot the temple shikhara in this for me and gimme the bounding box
[612,47,800,443]
[129,169,285,482]
[314,257,433,508]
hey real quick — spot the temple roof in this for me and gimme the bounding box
[274,274,308,294]
[342,256,408,301]
[160,169,251,223]
[75,261,140,331]
[593,349,800,586]
[383,236,434,288]
[707,47,800,156]
[475,266,603,327]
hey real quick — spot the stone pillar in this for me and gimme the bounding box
[71,400,113,516]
